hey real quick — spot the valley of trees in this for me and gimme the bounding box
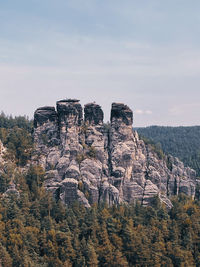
[0,113,200,266]
[136,126,200,177]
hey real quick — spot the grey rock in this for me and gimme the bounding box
[100,181,120,206]
[80,159,102,186]
[34,106,58,128]
[77,190,90,208]
[32,100,198,209]
[59,178,79,205]
[159,194,173,209]
[142,180,159,206]
[65,164,80,179]
[0,140,6,165]
[84,103,104,125]
[57,99,83,127]
[111,102,133,126]
[56,156,70,178]
[46,149,61,170]
[56,99,83,160]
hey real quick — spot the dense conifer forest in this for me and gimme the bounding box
[0,113,200,266]
[136,126,200,177]
[1,183,200,266]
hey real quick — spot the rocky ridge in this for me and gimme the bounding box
[32,99,197,208]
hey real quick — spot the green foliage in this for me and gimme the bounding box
[0,174,200,267]
[0,112,200,266]
[0,113,33,166]
[103,122,111,133]
[78,181,84,191]
[6,127,33,166]
[80,122,89,135]
[137,126,200,176]
[0,242,13,266]
[0,112,33,132]
[87,145,97,159]
[78,181,90,200]
[0,162,16,193]
[142,135,165,160]
[26,165,45,191]
[76,144,97,165]
[76,153,85,164]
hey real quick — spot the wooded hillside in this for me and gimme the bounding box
[136,126,200,177]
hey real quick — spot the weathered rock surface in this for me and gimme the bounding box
[0,140,6,163]
[33,99,198,208]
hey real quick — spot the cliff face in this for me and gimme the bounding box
[32,100,197,208]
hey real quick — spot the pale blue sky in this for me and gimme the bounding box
[0,0,200,126]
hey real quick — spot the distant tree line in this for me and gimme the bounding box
[0,112,32,132]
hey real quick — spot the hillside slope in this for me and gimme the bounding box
[136,126,200,177]
[0,109,200,266]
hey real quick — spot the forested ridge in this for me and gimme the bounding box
[1,181,200,266]
[136,126,200,177]
[0,113,200,266]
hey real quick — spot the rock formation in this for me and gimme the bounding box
[0,140,6,163]
[32,99,197,208]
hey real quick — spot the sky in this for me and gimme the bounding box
[0,0,200,127]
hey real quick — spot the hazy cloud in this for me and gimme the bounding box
[135,109,153,115]
[0,1,199,126]
[169,103,200,116]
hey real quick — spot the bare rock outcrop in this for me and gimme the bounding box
[32,99,198,208]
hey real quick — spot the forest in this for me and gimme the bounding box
[0,180,200,266]
[0,113,200,266]
[136,126,200,177]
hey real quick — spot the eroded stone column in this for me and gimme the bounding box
[79,103,107,204]
[33,106,60,169]
[57,99,82,153]
[110,103,135,179]
[56,99,83,179]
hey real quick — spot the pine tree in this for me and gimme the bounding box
[97,222,114,266]
[85,239,99,267]
[0,243,12,267]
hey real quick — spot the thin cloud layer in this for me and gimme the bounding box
[135,110,153,115]
[0,1,199,126]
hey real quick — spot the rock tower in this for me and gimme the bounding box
[32,99,197,208]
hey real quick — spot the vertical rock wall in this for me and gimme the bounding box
[33,100,197,208]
